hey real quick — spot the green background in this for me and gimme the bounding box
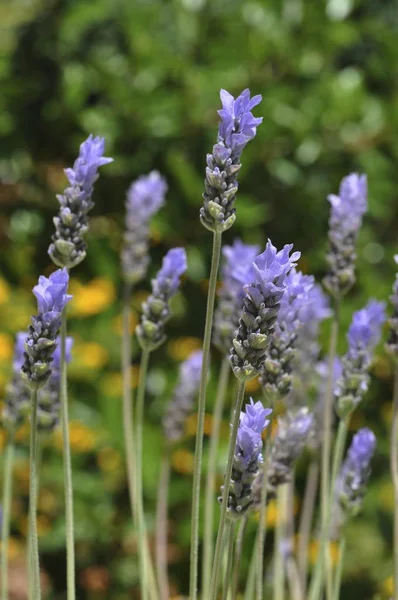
[0,0,397,597]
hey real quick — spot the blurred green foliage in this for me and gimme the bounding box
[0,0,398,598]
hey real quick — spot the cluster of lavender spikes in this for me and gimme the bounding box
[260,269,315,401]
[48,135,113,269]
[213,240,259,355]
[222,399,272,518]
[163,350,203,443]
[136,248,187,351]
[230,240,300,381]
[21,269,72,390]
[335,300,386,418]
[387,255,398,355]
[323,173,367,299]
[200,90,262,233]
[121,171,167,285]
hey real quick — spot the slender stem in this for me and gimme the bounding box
[285,479,303,600]
[273,485,287,600]
[221,521,235,600]
[244,538,257,600]
[209,379,246,600]
[28,434,43,600]
[1,436,15,600]
[332,537,345,600]
[202,357,231,597]
[231,516,248,600]
[29,389,41,600]
[256,414,273,600]
[155,453,170,600]
[318,305,340,599]
[135,349,151,600]
[297,460,319,595]
[308,417,348,600]
[122,284,136,520]
[391,364,398,599]
[189,230,223,600]
[60,310,75,600]
[286,555,304,600]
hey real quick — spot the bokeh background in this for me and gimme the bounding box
[1,0,398,598]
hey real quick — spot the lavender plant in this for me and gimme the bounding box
[47,135,111,600]
[191,88,263,600]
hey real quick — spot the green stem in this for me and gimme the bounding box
[256,413,273,600]
[202,357,231,598]
[1,436,15,600]
[28,434,43,600]
[209,380,246,600]
[189,230,222,600]
[60,310,75,600]
[155,453,170,600]
[244,538,257,600]
[308,417,348,600]
[285,479,303,600]
[391,364,398,599]
[29,389,41,600]
[221,521,235,600]
[332,537,345,600]
[135,349,151,600]
[297,460,319,596]
[231,516,248,600]
[122,285,136,521]
[273,485,287,600]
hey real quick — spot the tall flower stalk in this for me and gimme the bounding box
[21,269,72,600]
[136,247,187,598]
[210,241,298,600]
[190,88,263,600]
[48,135,112,599]
[319,173,368,597]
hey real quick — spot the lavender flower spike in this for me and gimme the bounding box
[200,89,262,233]
[37,336,73,431]
[230,240,300,381]
[386,255,398,355]
[323,173,367,298]
[137,248,187,351]
[254,408,314,502]
[21,268,72,390]
[222,399,272,519]
[49,135,113,269]
[337,428,376,517]
[260,269,314,400]
[213,239,259,355]
[121,171,167,285]
[335,299,386,418]
[163,350,203,443]
[3,333,30,431]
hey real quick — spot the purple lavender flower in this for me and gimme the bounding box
[38,336,74,431]
[213,239,259,355]
[121,171,167,285]
[163,350,203,443]
[335,300,386,418]
[137,248,187,351]
[21,269,73,390]
[200,89,262,233]
[49,135,113,269]
[230,240,300,381]
[260,269,314,400]
[324,173,368,298]
[336,428,376,517]
[223,399,272,518]
[387,255,398,355]
[3,332,31,431]
[254,408,314,501]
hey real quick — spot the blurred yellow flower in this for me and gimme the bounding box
[185,413,214,437]
[167,337,202,361]
[69,278,116,317]
[97,446,122,472]
[15,423,30,444]
[0,277,10,305]
[102,366,140,397]
[0,332,13,361]
[37,515,52,536]
[0,429,7,450]
[171,449,194,474]
[309,540,340,566]
[246,376,261,393]
[0,537,24,559]
[380,575,394,597]
[378,480,394,513]
[54,420,98,453]
[38,489,58,514]
[112,311,138,335]
[74,341,109,370]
